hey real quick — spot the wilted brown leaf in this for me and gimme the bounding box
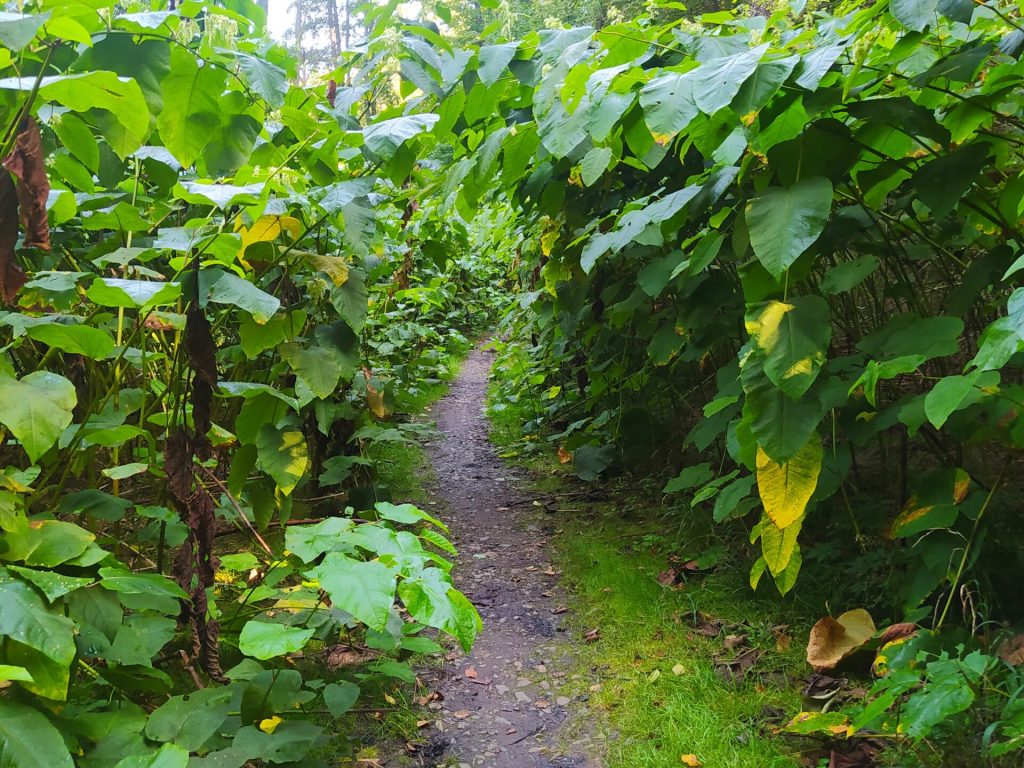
[4,118,50,251]
[715,647,762,684]
[724,633,748,651]
[557,445,572,464]
[998,634,1024,667]
[0,172,26,304]
[877,622,917,646]
[584,627,600,643]
[807,609,876,671]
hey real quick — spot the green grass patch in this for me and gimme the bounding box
[552,505,806,768]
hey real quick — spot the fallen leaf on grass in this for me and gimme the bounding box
[672,663,685,675]
[416,720,431,729]
[584,628,601,643]
[551,605,568,615]
[806,609,876,671]
[681,755,702,766]
[714,647,762,684]
[724,633,747,650]
[683,611,724,638]
[557,445,572,464]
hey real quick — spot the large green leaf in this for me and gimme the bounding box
[25,323,114,359]
[639,72,698,143]
[362,114,439,159]
[157,46,227,167]
[1,519,94,567]
[0,11,48,52]
[912,142,990,217]
[0,372,76,463]
[285,517,355,563]
[199,270,280,324]
[145,687,234,751]
[398,567,480,652]
[279,343,343,402]
[689,45,766,115]
[890,0,939,31]
[238,621,315,660]
[0,568,76,669]
[0,699,73,768]
[746,177,832,278]
[0,72,149,157]
[307,553,396,631]
[478,42,519,85]
[236,51,287,108]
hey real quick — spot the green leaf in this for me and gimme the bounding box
[574,443,615,481]
[25,323,114,359]
[663,463,713,493]
[0,568,77,668]
[7,566,92,603]
[890,0,939,31]
[375,501,446,529]
[179,180,265,208]
[0,72,150,157]
[280,343,342,401]
[714,475,757,522]
[689,45,766,115]
[113,742,190,768]
[478,42,518,85]
[397,566,480,651]
[1,519,94,566]
[145,687,234,751]
[857,314,964,361]
[230,722,322,765]
[924,372,983,429]
[746,177,832,278]
[87,277,181,309]
[200,270,280,324]
[330,268,368,333]
[580,146,612,187]
[307,553,396,631]
[255,425,309,496]
[157,46,227,167]
[238,621,314,660]
[323,681,361,717]
[363,114,439,159]
[912,143,990,218]
[285,517,354,562]
[236,51,287,108]
[0,11,48,52]
[821,255,879,295]
[639,72,698,143]
[0,664,33,682]
[747,384,822,462]
[747,296,831,399]
[0,372,76,462]
[0,699,73,768]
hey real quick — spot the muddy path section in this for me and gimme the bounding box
[418,347,603,768]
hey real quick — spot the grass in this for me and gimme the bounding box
[553,507,807,768]
[485,344,812,768]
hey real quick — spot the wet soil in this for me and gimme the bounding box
[415,347,603,768]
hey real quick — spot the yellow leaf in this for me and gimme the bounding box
[239,215,302,254]
[759,513,803,576]
[306,253,350,287]
[756,434,822,529]
[681,755,702,766]
[671,663,685,675]
[259,716,282,734]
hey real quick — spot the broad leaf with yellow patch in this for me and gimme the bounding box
[756,433,822,529]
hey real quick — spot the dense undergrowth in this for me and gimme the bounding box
[3,0,1024,763]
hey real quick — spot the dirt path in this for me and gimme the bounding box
[417,347,603,768]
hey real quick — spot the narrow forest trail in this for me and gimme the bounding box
[418,347,604,768]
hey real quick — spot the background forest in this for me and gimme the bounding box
[2,0,1024,765]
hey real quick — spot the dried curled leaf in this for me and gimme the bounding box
[3,117,50,251]
[0,172,26,304]
[877,622,917,646]
[806,609,876,671]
